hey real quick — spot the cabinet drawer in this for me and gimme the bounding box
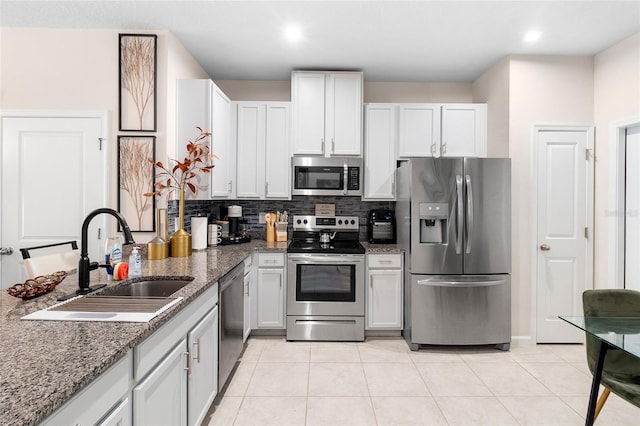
[368,254,402,269]
[258,253,285,267]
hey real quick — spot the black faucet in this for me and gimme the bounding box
[77,208,135,295]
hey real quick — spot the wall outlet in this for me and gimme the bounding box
[259,212,266,224]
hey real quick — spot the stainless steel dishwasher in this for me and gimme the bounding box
[218,262,244,393]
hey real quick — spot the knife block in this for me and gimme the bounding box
[276,222,288,242]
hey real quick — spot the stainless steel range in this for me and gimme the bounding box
[286,215,365,341]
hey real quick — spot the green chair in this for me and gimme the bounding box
[583,289,640,420]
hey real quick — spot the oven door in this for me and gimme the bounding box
[287,254,365,316]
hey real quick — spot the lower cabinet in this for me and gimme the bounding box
[366,254,403,330]
[133,339,188,425]
[243,256,252,341]
[41,351,132,426]
[253,253,286,329]
[188,307,219,426]
[134,283,219,426]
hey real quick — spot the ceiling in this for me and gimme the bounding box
[2,1,639,82]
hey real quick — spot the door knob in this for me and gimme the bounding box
[0,247,14,256]
[540,244,551,251]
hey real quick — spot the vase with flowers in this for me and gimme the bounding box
[144,127,215,257]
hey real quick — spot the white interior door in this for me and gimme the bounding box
[1,114,107,288]
[625,125,640,290]
[536,128,593,343]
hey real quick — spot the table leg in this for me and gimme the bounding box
[586,341,610,426]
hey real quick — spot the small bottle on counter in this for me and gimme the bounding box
[105,236,123,281]
[129,246,141,277]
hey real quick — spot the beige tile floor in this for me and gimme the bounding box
[204,337,639,425]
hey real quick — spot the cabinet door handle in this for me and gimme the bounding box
[379,260,392,264]
[442,142,447,154]
[228,180,233,193]
[183,351,190,372]
[192,340,200,362]
[321,138,325,153]
[265,181,269,196]
[332,138,335,154]
[431,143,436,155]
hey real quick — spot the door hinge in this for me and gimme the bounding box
[98,137,104,151]
[98,228,102,240]
[585,148,595,161]
[585,227,589,239]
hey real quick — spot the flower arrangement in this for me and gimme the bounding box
[144,127,215,200]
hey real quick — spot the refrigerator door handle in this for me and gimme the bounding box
[416,279,506,287]
[465,174,474,254]
[456,175,464,254]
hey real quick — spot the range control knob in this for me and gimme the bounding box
[351,220,356,225]
[296,219,302,224]
[338,220,343,225]
[303,219,308,224]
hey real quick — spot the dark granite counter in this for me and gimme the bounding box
[361,242,404,253]
[0,240,287,426]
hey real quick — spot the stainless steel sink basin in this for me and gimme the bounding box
[96,278,194,298]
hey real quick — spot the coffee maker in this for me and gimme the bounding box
[228,205,242,236]
[220,205,251,245]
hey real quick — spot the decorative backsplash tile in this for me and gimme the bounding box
[169,196,393,240]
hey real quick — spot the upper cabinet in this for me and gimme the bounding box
[176,79,234,200]
[234,102,291,200]
[397,103,487,158]
[291,71,363,157]
[363,104,396,200]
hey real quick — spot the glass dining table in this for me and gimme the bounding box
[560,316,640,425]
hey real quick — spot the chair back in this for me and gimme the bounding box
[583,289,640,378]
[20,241,80,278]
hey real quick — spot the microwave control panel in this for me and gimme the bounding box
[347,167,360,190]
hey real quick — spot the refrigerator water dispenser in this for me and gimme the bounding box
[419,203,448,243]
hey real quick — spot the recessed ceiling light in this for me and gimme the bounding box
[284,25,303,43]
[524,30,542,43]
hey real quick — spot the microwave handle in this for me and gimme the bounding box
[343,163,348,195]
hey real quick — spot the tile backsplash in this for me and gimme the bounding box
[169,196,393,240]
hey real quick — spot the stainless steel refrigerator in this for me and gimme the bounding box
[396,158,511,351]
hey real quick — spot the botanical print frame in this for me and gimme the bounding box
[119,34,157,132]
[118,136,156,232]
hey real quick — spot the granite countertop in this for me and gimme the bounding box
[0,240,287,426]
[360,241,404,253]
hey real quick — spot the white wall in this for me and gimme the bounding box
[472,57,510,157]
[593,32,640,289]
[509,56,594,339]
[1,28,209,242]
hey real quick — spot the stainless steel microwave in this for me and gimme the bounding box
[292,157,363,196]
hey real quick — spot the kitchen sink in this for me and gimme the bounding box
[95,277,194,298]
[20,277,194,322]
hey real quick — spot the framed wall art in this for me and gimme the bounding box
[117,135,156,232]
[119,33,157,132]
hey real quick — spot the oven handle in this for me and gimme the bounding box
[288,254,365,264]
[343,162,348,195]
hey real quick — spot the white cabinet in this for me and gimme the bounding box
[292,71,363,157]
[397,103,486,158]
[398,104,441,157]
[254,253,286,329]
[41,352,132,426]
[133,339,188,426]
[134,283,219,426]
[366,254,403,330]
[234,102,291,199]
[243,256,252,341]
[441,104,487,157]
[98,398,131,426]
[363,103,396,200]
[176,79,234,199]
[188,307,219,426]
